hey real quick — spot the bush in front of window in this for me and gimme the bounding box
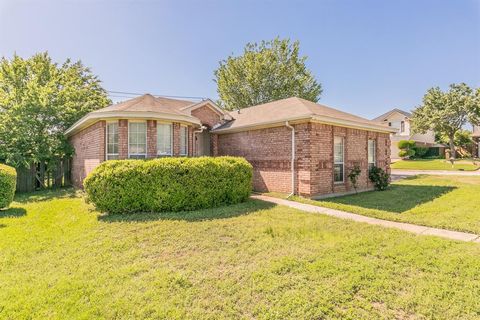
[347,165,362,193]
[83,157,253,213]
[368,166,390,191]
[0,164,17,209]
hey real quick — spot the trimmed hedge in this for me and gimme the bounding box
[0,164,17,209]
[84,157,253,213]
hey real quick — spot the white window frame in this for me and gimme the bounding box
[368,139,376,170]
[180,125,188,156]
[157,122,173,156]
[334,136,345,183]
[128,121,147,159]
[105,121,119,160]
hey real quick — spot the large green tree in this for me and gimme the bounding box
[411,83,480,159]
[214,38,322,110]
[0,52,110,167]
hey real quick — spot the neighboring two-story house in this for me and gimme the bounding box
[372,108,436,159]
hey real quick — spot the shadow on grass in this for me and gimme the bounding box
[14,188,78,204]
[0,207,27,218]
[322,184,456,213]
[98,199,276,223]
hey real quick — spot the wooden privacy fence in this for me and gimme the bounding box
[15,159,71,193]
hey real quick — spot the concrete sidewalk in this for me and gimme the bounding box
[252,194,480,243]
[391,169,480,176]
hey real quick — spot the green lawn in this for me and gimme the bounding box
[0,189,479,319]
[391,159,480,171]
[274,175,480,234]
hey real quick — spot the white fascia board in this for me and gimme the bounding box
[65,111,201,137]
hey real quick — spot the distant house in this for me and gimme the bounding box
[66,94,395,197]
[372,108,437,159]
[473,125,480,158]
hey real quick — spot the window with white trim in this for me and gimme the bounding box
[128,122,147,159]
[368,139,376,170]
[180,125,188,156]
[157,123,172,156]
[334,136,344,183]
[106,122,119,160]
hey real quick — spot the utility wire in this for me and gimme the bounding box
[106,90,206,101]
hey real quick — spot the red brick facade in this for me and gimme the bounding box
[191,105,222,129]
[147,120,157,158]
[69,116,391,197]
[69,121,106,188]
[214,122,390,197]
[69,119,195,188]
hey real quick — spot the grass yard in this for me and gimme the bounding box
[274,175,480,234]
[0,189,480,319]
[391,158,480,171]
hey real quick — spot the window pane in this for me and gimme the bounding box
[334,136,344,163]
[334,164,343,182]
[157,124,172,155]
[180,126,188,155]
[368,140,375,164]
[129,122,147,158]
[106,123,119,160]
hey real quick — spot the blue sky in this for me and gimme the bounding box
[0,0,479,119]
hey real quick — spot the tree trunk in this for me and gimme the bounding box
[449,135,456,160]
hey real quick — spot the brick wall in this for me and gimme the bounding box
[118,119,128,159]
[215,121,391,197]
[147,120,157,158]
[69,121,106,188]
[191,105,223,129]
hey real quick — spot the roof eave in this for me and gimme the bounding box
[65,111,201,137]
[311,115,398,133]
[212,115,398,134]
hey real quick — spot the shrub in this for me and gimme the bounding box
[368,166,390,191]
[413,146,429,158]
[397,140,415,150]
[347,165,361,193]
[84,157,253,213]
[0,164,17,209]
[398,140,416,158]
[398,149,415,158]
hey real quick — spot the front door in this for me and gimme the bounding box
[197,130,211,156]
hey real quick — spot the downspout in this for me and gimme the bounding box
[194,125,206,156]
[285,121,295,197]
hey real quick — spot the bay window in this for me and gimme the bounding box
[106,122,119,160]
[334,136,344,183]
[180,125,188,156]
[128,122,147,159]
[157,123,173,156]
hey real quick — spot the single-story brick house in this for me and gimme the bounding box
[66,94,395,197]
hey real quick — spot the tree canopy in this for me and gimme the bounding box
[214,38,322,110]
[0,52,111,167]
[411,83,480,159]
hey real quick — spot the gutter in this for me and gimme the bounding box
[212,115,397,135]
[285,121,295,197]
[193,125,207,156]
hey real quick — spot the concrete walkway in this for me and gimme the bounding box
[391,169,480,176]
[252,194,480,243]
